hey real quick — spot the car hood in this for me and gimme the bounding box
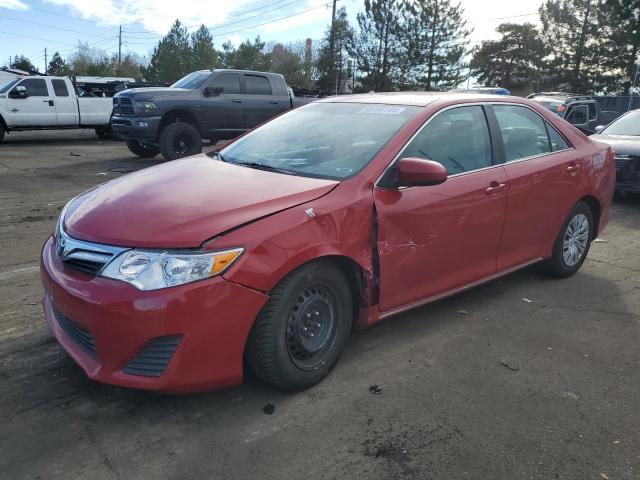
[64,155,338,248]
[590,134,640,156]
[115,87,192,102]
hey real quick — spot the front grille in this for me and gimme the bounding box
[113,97,134,115]
[56,231,125,277]
[53,306,99,360]
[123,336,182,377]
[615,155,638,171]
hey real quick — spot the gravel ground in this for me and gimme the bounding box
[0,130,639,480]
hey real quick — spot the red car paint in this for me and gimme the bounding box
[41,93,615,393]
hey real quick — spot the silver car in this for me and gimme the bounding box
[592,109,640,195]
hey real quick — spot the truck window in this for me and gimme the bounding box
[587,103,597,120]
[17,78,49,96]
[209,73,240,94]
[52,79,69,97]
[245,75,272,95]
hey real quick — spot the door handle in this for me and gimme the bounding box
[43,100,54,106]
[485,181,507,194]
[566,163,580,173]
[231,99,243,103]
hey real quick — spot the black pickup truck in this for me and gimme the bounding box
[112,69,312,160]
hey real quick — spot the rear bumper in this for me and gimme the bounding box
[111,115,161,141]
[40,236,269,394]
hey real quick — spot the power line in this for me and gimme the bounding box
[489,12,539,20]
[0,14,114,37]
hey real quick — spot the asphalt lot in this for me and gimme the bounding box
[0,130,639,480]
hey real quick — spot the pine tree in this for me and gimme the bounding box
[142,20,193,83]
[47,52,70,76]
[316,7,354,94]
[403,0,471,90]
[191,25,218,70]
[470,23,547,93]
[11,54,35,72]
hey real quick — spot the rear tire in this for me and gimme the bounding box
[246,261,353,391]
[158,122,202,161]
[125,140,160,158]
[544,201,593,278]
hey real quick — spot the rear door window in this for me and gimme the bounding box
[546,123,570,151]
[492,105,552,161]
[51,79,69,97]
[17,78,49,96]
[244,75,272,95]
[565,105,588,126]
[400,105,493,174]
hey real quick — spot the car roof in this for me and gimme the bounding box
[317,91,526,107]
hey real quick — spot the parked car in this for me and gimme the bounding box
[0,76,113,142]
[111,69,314,161]
[527,92,618,133]
[591,108,640,195]
[42,93,615,394]
[451,86,511,95]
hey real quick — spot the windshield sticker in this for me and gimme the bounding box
[335,167,354,173]
[357,105,406,115]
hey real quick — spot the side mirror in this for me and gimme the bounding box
[594,125,605,133]
[10,85,27,99]
[397,157,448,187]
[203,86,223,97]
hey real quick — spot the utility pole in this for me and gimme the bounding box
[328,0,337,95]
[627,62,640,111]
[44,48,47,74]
[118,25,122,73]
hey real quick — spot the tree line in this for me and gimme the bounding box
[7,0,640,95]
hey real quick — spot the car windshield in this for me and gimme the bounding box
[0,79,19,94]
[171,71,210,89]
[602,110,640,136]
[219,102,420,180]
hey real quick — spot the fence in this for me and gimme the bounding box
[594,96,640,116]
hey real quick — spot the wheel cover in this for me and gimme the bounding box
[172,132,194,156]
[563,213,589,267]
[286,284,337,370]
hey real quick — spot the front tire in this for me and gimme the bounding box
[246,261,353,391]
[544,201,594,278]
[125,140,160,158]
[158,122,202,161]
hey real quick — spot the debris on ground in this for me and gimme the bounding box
[522,298,533,303]
[262,404,275,415]
[69,152,85,156]
[613,438,621,444]
[96,172,107,176]
[600,473,610,480]
[594,238,608,243]
[369,384,383,394]
[457,309,470,315]
[500,360,520,372]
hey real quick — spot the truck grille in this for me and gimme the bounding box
[113,97,134,116]
[614,154,638,171]
[123,335,182,377]
[53,306,99,360]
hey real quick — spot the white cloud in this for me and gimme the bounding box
[0,0,29,10]
[259,3,330,35]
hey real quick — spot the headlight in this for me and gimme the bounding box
[135,101,159,114]
[101,248,243,291]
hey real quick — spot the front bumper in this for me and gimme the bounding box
[110,115,161,141]
[615,156,640,193]
[40,236,269,394]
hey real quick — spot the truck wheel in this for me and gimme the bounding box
[125,140,160,158]
[158,122,202,161]
[95,127,112,139]
[246,261,353,391]
[0,127,4,144]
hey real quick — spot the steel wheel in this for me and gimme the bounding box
[286,284,337,371]
[562,213,589,267]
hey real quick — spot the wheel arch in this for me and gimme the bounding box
[158,109,201,137]
[578,194,601,237]
[0,113,7,131]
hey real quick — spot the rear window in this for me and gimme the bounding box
[493,105,552,161]
[209,73,240,94]
[52,79,69,97]
[245,75,272,95]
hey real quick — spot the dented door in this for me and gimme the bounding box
[374,166,509,312]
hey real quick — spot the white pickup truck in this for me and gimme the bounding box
[0,76,113,143]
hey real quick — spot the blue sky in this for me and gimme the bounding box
[0,0,543,72]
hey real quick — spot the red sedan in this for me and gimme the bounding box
[41,93,615,393]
